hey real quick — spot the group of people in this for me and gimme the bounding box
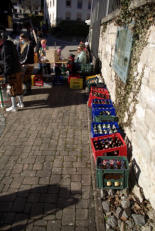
[0,28,91,112]
[67,41,92,75]
[0,29,47,112]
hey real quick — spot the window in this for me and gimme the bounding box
[77,0,82,9]
[66,0,71,7]
[66,11,71,20]
[77,13,82,21]
[88,0,91,10]
[113,26,133,83]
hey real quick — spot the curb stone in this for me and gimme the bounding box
[87,101,106,231]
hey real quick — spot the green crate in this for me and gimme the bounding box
[80,63,93,74]
[93,115,118,123]
[96,156,129,190]
[86,77,99,88]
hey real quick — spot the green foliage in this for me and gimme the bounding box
[113,1,155,127]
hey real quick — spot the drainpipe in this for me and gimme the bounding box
[106,0,109,16]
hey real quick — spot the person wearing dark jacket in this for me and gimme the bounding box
[0,30,24,112]
[18,33,34,94]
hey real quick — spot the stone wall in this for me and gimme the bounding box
[98,23,155,209]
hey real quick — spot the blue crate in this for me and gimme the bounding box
[92,99,114,108]
[53,75,65,85]
[91,122,120,137]
[92,107,116,117]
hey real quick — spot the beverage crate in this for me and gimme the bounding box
[90,133,127,161]
[93,115,118,123]
[91,86,109,94]
[68,74,81,84]
[88,93,110,108]
[70,77,83,89]
[96,156,129,189]
[86,77,99,89]
[91,122,120,137]
[86,74,101,81]
[79,63,93,74]
[90,89,110,98]
[92,98,114,108]
[34,75,43,86]
[92,107,116,117]
[53,75,65,85]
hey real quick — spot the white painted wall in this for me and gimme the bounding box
[44,0,92,26]
[44,0,57,26]
[57,0,91,21]
[98,23,155,209]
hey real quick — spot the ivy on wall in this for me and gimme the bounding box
[112,0,155,127]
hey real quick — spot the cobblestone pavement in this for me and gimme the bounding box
[0,84,100,231]
[0,112,5,137]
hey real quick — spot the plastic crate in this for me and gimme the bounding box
[68,74,81,84]
[91,122,120,137]
[90,133,127,161]
[70,77,83,89]
[86,74,101,81]
[93,115,118,123]
[80,63,93,74]
[92,107,116,116]
[96,156,129,189]
[86,77,99,88]
[88,94,110,108]
[90,86,109,94]
[90,89,109,98]
[53,75,65,85]
[92,98,114,108]
[34,75,43,86]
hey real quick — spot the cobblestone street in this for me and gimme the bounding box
[0,84,99,231]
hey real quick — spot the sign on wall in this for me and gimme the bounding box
[113,25,133,83]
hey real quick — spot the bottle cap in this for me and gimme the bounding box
[107,181,112,186]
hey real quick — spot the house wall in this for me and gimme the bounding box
[98,22,155,208]
[45,0,91,26]
[44,0,57,26]
[57,0,91,21]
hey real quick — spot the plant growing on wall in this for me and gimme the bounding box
[113,0,155,127]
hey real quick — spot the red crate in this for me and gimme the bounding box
[91,86,109,94]
[68,74,81,84]
[34,75,43,86]
[90,133,127,162]
[88,93,110,108]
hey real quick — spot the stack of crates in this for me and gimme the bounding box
[88,84,129,190]
[85,74,100,89]
[91,121,120,137]
[91,133,127,161]
[70,77,83,89]
[79,63,93,75]
[96,156,129,189]
[68,74,83,89]
[32,75,43,86]
[88,87,110,107]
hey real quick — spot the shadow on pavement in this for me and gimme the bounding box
[23,85,88,110]
[0,184,80,230]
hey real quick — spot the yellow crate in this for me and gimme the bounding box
[31,75,35,86]
[86,74,101,81]
[70,78,83,89]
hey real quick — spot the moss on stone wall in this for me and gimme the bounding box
[113,1,155,127]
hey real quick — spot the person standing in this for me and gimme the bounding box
[0,30,24,112]
[18,33,34,95]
